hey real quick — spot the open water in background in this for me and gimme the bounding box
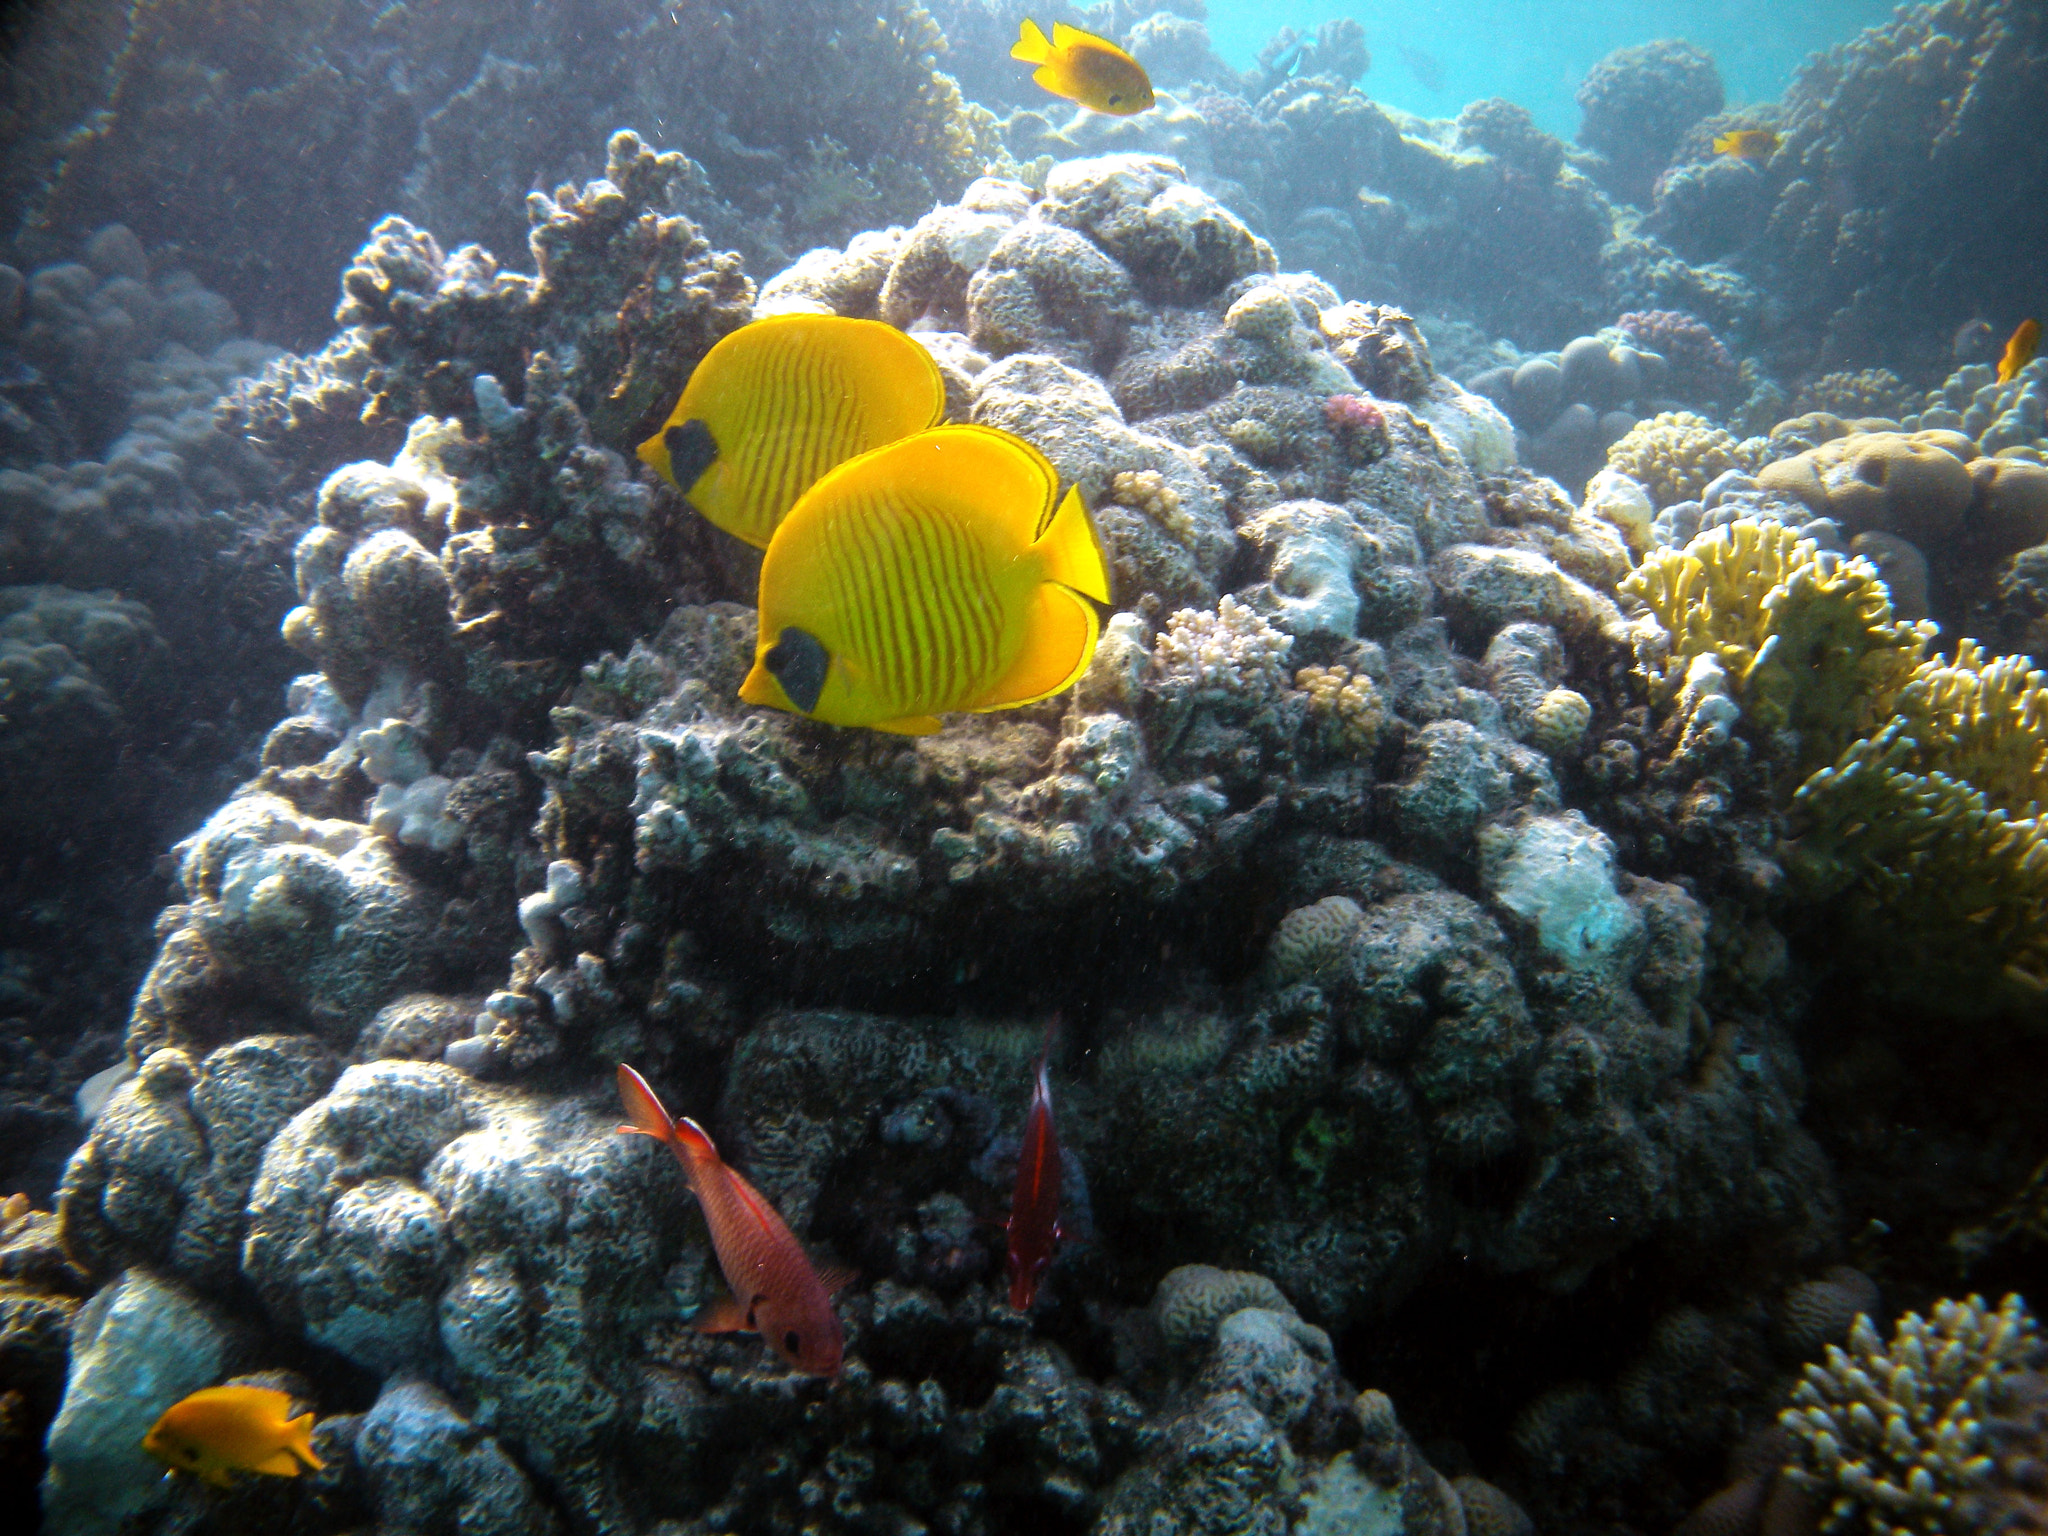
[1206,0,1900,134]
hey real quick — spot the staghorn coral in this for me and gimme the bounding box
[1607,412,1751,509]
[1781,1294,2042,1535]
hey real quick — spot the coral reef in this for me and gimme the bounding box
[1651,0,2048,377]
[1575,40,1726,205]
[4,4,2047,1521]
[4,0,997,343]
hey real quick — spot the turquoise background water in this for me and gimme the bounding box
[1203,0,1901,134]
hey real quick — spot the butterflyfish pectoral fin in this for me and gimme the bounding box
[870,714,945,736]
[978,583,1101,710]
[1032,485,1111,603]
[1012,18,1051,62]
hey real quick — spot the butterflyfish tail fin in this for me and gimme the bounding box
[977,583,1101,710]
[1033,485,1111,604]
[1012,18,1051,62]
[616,1065,677,1144]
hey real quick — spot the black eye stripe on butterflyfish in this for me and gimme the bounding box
[765,627,831,714]
[664,420,719,493]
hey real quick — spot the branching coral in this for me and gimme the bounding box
[1781,1295,2041,1534]
[1791,642,2048,1005]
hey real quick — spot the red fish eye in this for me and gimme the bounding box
[785,1330,803,1354]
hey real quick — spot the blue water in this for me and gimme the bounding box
[1205,0,1902,134]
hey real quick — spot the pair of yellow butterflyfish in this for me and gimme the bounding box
[637,315,1111,735]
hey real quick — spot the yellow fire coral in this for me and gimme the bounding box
[1621,519,1932,779]
[1605,411,1750,507]
[1626,520,2048,1012]
[1791,642,2048,1006]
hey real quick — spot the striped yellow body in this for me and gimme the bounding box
[637,313,945,549]
[742,425,1110,734]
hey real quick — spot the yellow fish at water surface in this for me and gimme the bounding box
[142,1385,323,1488]
[1011,19,1155,115]
[741,424,1111,734]
[636,313,946,549]
[1712,128,1780,160]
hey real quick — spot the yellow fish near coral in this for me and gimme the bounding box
[143,1385,323,1488]
[1712,128,1779,160]
[741,424,1110,734]
[637,313,946,549]
[1011,19,1155,115]
[1998,318,2039,384]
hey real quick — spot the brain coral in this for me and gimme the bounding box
[1608,412,1751,508]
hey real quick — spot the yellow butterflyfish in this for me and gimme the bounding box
[1712,128,1779,160]
[1011,19,1155,116]
[636,313,945,549]
[142,1385,323,1488]
[741,424,1111,734]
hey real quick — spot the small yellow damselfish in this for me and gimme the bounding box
[142,1385,323,1488]
[1011,19,1155,116]
[637,313,946,549]
[741,424,1111,734]
[1712,128,1779,160]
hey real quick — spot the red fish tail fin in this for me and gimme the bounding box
[1035,1011,1061,1070]
[1011,18,1052,63]
[616,1064,678,1144]
[669,1114,723,1175]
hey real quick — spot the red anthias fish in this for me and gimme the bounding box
[617,1064,847,1376]
[1006,1024,1064,1311]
